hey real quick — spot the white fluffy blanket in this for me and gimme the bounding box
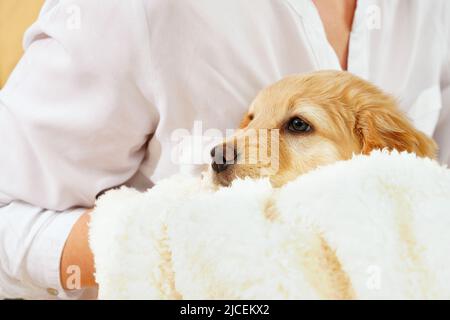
[90,151,450,299]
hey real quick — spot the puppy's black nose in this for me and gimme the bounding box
[211,144,238,173]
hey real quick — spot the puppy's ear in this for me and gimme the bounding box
[239,113,253,129]
[355,105,438,159]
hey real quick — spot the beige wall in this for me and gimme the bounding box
[0,0,45,88]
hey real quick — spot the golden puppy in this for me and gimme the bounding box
[211,70,437,187]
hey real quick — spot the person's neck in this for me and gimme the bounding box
[312,0,358,70]
[313,0,357,26]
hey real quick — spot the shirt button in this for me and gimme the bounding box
[47,288,59,296]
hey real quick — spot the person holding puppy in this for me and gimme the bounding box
[1,0,449,299]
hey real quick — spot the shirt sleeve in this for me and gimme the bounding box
[0,202,85,299]
[0,0,155,298]
[433,5,450,166]
[435,80,450,166]
[0,0,156,210]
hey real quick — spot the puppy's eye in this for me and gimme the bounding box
[287,117,312,133]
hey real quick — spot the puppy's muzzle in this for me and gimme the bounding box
[211,144,238,173]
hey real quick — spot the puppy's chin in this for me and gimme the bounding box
[201,167,232,189]
[211,171,234,188]
[209,166,278,188]
[210,169,306,189]
[206,165,249,188]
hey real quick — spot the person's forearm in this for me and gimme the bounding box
[60,209,97,290]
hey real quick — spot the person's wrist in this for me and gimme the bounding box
[60,210,97,290]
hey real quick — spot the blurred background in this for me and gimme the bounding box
[0,0,44,88]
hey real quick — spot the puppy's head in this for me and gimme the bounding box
[211,71,437,187]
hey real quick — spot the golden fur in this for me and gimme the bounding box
[212,71,437,187]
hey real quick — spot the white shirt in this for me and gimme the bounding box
[0,0,449,299]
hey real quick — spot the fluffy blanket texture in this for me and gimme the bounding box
[90,151,450,299]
